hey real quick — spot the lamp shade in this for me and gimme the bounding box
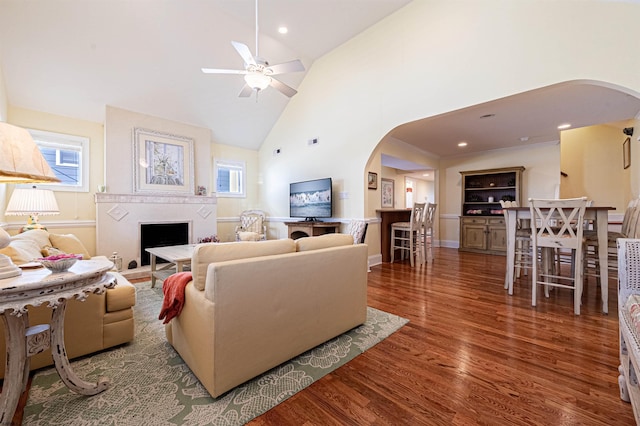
[0,122,60,183]
[5,188,60,216]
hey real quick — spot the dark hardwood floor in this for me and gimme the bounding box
[250,247,634,426]
[11,247,634,425]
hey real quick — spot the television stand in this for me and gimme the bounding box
[285,221,340,240]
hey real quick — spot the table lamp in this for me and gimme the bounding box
[5,186,60,232]
[0,122,61,278]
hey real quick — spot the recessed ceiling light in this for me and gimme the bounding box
[278,26,288,34]
[520,136,529,142]
[458,142,468,147]
[558,123,572,130]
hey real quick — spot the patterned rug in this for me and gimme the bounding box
[23,282,408,425]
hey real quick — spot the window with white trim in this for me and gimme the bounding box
[214,159,245,198]
[25,129,90,192]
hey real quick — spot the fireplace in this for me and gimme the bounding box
[140,222,189,266]
[95,193,216,269]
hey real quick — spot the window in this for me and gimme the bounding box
[25,129,90,192]
[214,159,245,198]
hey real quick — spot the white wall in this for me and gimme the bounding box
[104,106,212,195]
[0,64,7,122]
[561,124,631,211]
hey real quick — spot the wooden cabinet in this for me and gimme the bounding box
[284,222,340,240]
[459,167,524,254]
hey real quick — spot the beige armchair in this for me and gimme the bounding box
[235,210,267,241]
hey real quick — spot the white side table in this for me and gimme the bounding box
[145,244,196,288]
[0,258,116,423]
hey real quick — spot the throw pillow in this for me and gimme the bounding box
[11,229,51,249]
[237,231,261,241]
[41,246,66,257]
[0,238,42,264]
[49,234,92,260]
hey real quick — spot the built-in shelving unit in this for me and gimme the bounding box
[459,166,525,254]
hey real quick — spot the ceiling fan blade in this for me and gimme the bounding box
[231,41,256,66]
[267,59,305,75]
[238,84,254,97]
[270,78,297,98]
[201,68,247,75]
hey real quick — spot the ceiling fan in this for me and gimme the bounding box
[201,0,305,98]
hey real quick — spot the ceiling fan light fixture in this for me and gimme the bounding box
[244,72,271,90]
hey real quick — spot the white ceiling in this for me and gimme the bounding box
[389,82,640,160]
[1,0,639,163]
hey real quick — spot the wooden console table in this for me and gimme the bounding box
[0,258,115,423]
[377,208,412,262]
[285,221,340,240]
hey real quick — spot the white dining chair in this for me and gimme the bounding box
[390,202,426,267]
[583,199,639,285]
[422,203,437,264]
[529,197,588,315]
[501,200,532,290]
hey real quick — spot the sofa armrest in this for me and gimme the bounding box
[106,272,136,312]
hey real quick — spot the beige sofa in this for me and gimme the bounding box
[165,233,368,398]
[0,229,136,378]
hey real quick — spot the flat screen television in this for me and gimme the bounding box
[289,177,332,222]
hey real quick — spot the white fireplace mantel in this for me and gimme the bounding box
[95,193,217,268]
[95,193,217,205]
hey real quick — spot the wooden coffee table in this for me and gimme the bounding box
[145,244,196,288]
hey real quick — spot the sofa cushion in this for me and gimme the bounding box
[49,233,92,260]
[192,239,296,291]
[295,233,354,252]
[0,229,54,264]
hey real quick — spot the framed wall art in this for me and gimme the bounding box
[368,172,378,190]
[381,178,394,208]
[133,128,195,194]
[624,137,631,169]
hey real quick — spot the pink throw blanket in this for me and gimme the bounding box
[158,271,193,324]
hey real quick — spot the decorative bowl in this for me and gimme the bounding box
[37,254,83,273]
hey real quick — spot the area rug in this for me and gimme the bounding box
[23,282,408,425]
